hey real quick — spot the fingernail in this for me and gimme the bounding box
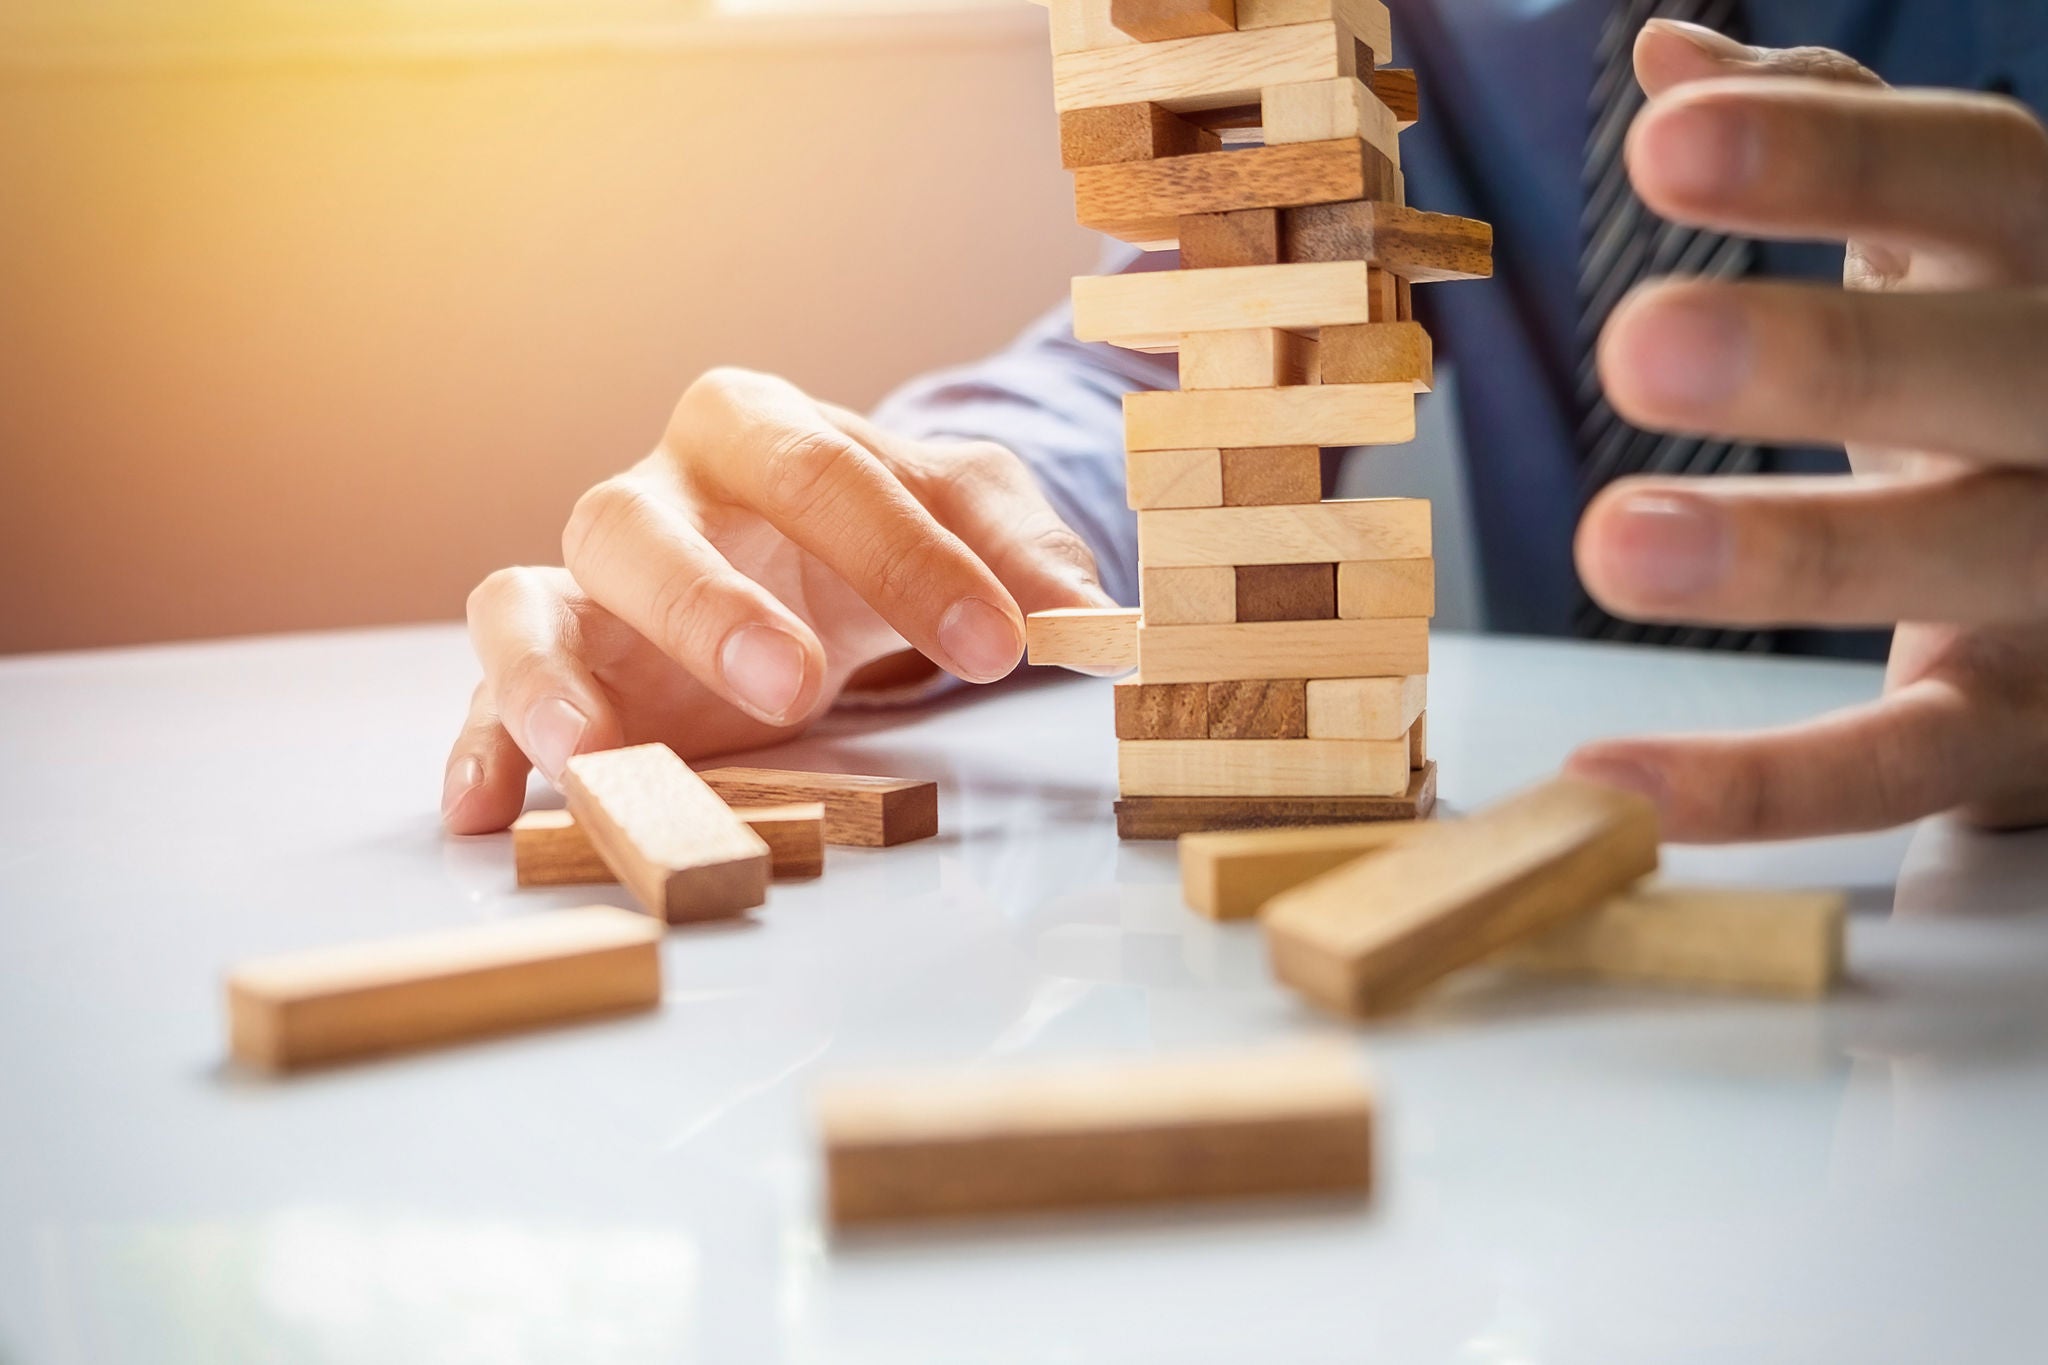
[1617,290,1754,412]
[1570,757,1672,811]
[1604,492,1731,599]
[719,624,808,723]
[1644,18,1756,64]
[1647,101,1762,199]
[523,696,589,782]
[938,596,1023,683]
[441,755,483,820]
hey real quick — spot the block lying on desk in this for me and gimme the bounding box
[732,803,827,880]
[1059,102,1219,169]
[1115,679,1210,739]
[1303,674,1424,740]
[514,804,825,884]
[1026,607,1141,673]
[1180,820,1421,919]
[1053,21,1360,115]
[1262,76,1398,162]
[1126,446,1223,509]
[1117,763,1435,837]
[1074,139,1394,244]
[1320,322,1433,390]
[1073,260,1383,348]
[1221,445,1323,505]
[1178,328,1317,390]
[1141,564,1237,624]
[1282,202,1492,282]
[1264,778,1660,1017]
[1336,557,1436,618]
[1111,0,1235,42]
[226,907,663,1071]
[1139,500,1430,567]
[1126,383,1415,449]
[1138,616,1429,682]
[697,767,939,848]
[563,745,771,923]
[1120,736,1411,797]
[1236,562,1337,621]
[817,1045,1374,1225]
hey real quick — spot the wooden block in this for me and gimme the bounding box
[1141,564,1237,624]
[1126,383,1414,449]
[1126,446,1223,509]
[732,803,826,881]
[1236,0,1390,62]
[1053,21,1359,116]
[1138,617,1428,683]
[1221,445,1323,505]
[1115,680,1210,739]
[1075,139,1391,244]
[1059,102,1220,169]
[226,907,662,1071]
[1408,709,1426,769]
[1139,499,1429,567]
[1207,678,1308,739]
[1373,67,1418,127]
[818,1045,1373,1225]
[1263,778,1661,1017]
[1496,885,1847,998]
[512,808,613,887]
[697,767,940,848]
[1236,562,1337,622]
[1367,266,1401,322]
[1047,0,1138,55]
[1180,821,1419,919]
[1335,557,1436,618]
[1120,737,1410,797]
[1110,0,1235,43]
[1282,202,1492,282]
[1261,77,1398,164]
[1117,762,1435,838]
[562,745,771,924]
[1304,674,1424,740]
[1075,261,1382,349]
[1178,208,1280,268]
[1178,328,1316,390]
[1320,322,1433,391]
[1026,606,1141,673]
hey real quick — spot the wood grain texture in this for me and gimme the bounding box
[1026,606,1141,673]
[1303,673,1425,740]
[1335,557,1436,618]
[1073,260,1380,349]
[1137,617,1428,683]
[1126,446,1223,509]
[1074,139,1390,244]
[1141,564,1238,624]
[1138,499,1430,567]
[1221,445,1324,505]
[1116,762,1435,838]
[697,767,939,848]
[1320,321,1433,390]
[1408,709,1427,769]
[1261,76,1398,163]
[1373,67,1418,127]
[1236,0,1390,61]
[562,745,771,923]
[1178,207,1281,267]
[1053,20,1357,115]
[818,1046,1373,1225]
[732,803,826,881]
[1111,0,1236,42]
[1263,778,1661,1017]
[1047,0,1139,55]
[1115,680,1210,739]
[1235,562,1338,621]
[1180,820,1419,919]
[1126,383,1415,449]
[1059,102,1221,169]
[1206,678,1309,738]
[512,809,614,887]
[1282,202,1492,281]
[1177,328,1317,389]
[1120,737,1411,797]
[226,907,663,1071]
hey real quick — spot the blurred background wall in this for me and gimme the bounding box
[0,2,1101,653]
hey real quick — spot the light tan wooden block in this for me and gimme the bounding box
[1178,328,1316,389]
[1304,674,1424,740]
[1408,709,1427,769]
[562,745,771,924]
[1047,0,1138,55]
[1282,202,1492,282]
[512,809,613,887]
[818,1045,1373,1225]
[1179,821,1420,919]
[1221,445,1323,505]
[1141,564,1237,624]
[1496,884,1847,998]
[1207,678,1308,738]
[1264,778,1661,1017]
[1120,737,1411,797]
[1111,0,1236,43]
[1320,322,1433,391]
[1075,139,1393,245]
[1261,77,1398,164]
[1138,617,1428,683]
[1126,446,1223,509]
[226,907,663,1071]
[1336,557,1436,618]
[1126,383,1415,450]
[1138,499,1430,567]
[1073,260,1381,348]
[733,803,826,881]
[1115,680,1210,739]
[1026,607,1140,673]
[1053,21,1358,115]
[698,768,938,847]
[1059,102,1221,169]
[1236,0,1390,61]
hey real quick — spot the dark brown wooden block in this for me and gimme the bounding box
[1075,139,1397,245]
[1059,103,1222,171]
[1207,679,1308,739]
[1236,562,1337,622]
[1220,446,1323,505]
[1281,201,1493,282]
[1115,763,1438,839]
[1375,68,1419,128]
[1179,208,1281,268]
[1110,0,1236,43]
[1115,681,1210,740]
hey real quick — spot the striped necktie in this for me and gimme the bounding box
[1574,0,1769,650]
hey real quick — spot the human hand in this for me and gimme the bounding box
[1567,20,2048,841]
[441,367,1115,832]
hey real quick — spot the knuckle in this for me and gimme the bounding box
[1764,46,1881,87]
[1029,521,1099,576]
[1774,499,1854,611]
[646,565,720,661]
[465,566,523,624]
[562,478,644,571]
[855,531,934,612]
[1980,98,2048,257]
[1801,292,1886,428]
[758,428,864,520]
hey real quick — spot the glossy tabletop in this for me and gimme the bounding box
[3,626,2047,1363]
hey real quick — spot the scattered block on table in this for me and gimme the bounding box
[1115,680,1210,739]
[1178,208,1281,268]
[817,1045,1374,1225]
[1125,383,1415,450]
[1320,322,1433,390]
[1408,710,1426,769]
[1495,885,1847,998]
[1126,446,1223,510]
[1047,0,1139,54]
[225,907,663,1072]
[1303,674,1425,740]
[1110,0,1235,42]
[731,803,826,880]
[1137,616,1428,683]
[1026,606,1141,673]
[1052,20,1362,115]
[1373,67,1418,127]
[512,809,613,887]
[1118,762,1435,837]
[1236,0,1390,60]
[1261,77,1398,161]
[1336,557,1436,618]
[1119,736,1411,797]
[697,767,940,848]
[1139,499,1430,567]
[1059,102,1220,169]
[1264,777,1661,1017]
[1282,202,1492,281]
[1236,562,1338,622]
[1074,139,1394,245]
[562,745,771,923]
[1073,260,1385,348]
[1180,820,1420,919]
[1178,328,1317,390]
[1141,564,1238,624]
[1221,446,1323,505]
[1206,678,1308,738]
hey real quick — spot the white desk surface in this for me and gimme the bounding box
[4,626,2046,1364]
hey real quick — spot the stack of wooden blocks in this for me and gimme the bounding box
[1024,0,1493,840]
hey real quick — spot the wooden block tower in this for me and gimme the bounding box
[1023,0,1494,840]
